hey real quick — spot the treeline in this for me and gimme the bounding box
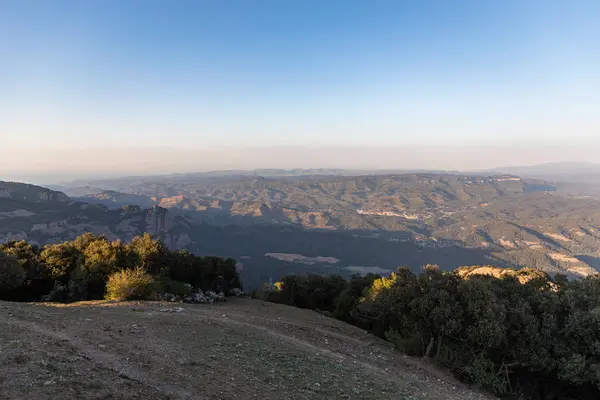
[260,266,600,400]
[0,233,241,302]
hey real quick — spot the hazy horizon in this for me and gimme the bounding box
[2,143,600,185]
[3,1,599,183]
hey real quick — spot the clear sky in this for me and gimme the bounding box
[1,0,599,182]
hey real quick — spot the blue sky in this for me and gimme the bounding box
[1,0,599,180]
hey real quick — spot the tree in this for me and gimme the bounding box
[0,251,25,296]
[128,233,169,275]
[40,242,81,281]
[0,240,51,301]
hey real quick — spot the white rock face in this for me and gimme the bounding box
[0,209,36,218]
[29,220,119,242]
[175,233,192,248]
[0,231,29,244]
[145,206,173,234]
[31,221,69,235]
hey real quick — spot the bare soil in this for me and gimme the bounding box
[0,298,494,400]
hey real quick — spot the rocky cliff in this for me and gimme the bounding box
[0,181,70,203]
[0,183,191,249]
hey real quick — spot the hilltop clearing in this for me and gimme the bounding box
[0,298,491,400]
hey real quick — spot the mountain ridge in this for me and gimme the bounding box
[2,174,600,288]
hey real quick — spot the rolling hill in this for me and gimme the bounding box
[3,172,600,288]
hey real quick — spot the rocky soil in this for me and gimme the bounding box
[0,298,494,400]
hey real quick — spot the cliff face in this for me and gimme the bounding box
[145,205,172,234]
[0,181,70,203]
[0,196,192,251]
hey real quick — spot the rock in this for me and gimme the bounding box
[158,307,184,313]
[229,288,245,297]
[183,290,227,304]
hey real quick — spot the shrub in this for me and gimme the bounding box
[159,279,193,297]
[263,274,347,311]
[42,281,69,302]
[67,267,107,301]
[168,251,241,293]
[262,267,600,399]
[0,252,26,295]
[333,273,379,322]
[0,234,242,301]
[465,355,510,395]
[105,267,157,301]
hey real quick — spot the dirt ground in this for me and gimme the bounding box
[0,298,494,400]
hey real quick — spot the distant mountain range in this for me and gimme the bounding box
[482,162,600,182]
[3,169,600,288]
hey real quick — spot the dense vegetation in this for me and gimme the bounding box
[261,267,600,400]
[0,233,241,302]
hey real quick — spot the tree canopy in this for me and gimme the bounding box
[261,266,600,400]
[0,233,241,302]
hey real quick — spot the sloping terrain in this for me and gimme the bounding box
[0,299,491,400]
[0,181,69,203]
[59,174,600,277]
[4,174,600,289]
[0,181,192,248]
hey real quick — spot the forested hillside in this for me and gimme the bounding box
[260,266,600,400]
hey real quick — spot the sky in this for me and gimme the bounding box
[1,0,599,182]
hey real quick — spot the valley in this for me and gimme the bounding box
[3,171,600,289]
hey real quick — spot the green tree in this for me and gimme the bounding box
[40,242,81,281]
[128,233,169,275]
[0,240,51,300]
[0,251,26,296]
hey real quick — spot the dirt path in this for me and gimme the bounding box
[0,299,493,400]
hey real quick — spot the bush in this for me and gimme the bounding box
[262,267,600,399]
[0,234,242,301]
[169,251,241,293]
[262,274,347,311]
[42,281,69,302]
[159,279,193,297]
[105,268,157,301]
[67,269,108,301]
[0,252,26,295]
